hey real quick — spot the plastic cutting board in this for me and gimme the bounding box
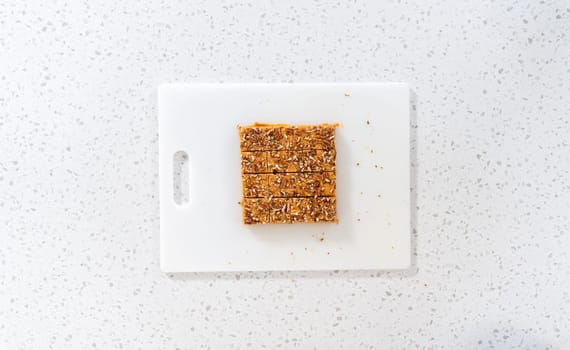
[158,83,410,272]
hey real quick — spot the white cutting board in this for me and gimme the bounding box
[158,83,410,272]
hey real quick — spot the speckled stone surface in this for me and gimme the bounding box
[1,0,569,348]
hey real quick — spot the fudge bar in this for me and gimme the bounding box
[238,123,339,224]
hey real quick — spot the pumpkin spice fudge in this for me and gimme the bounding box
[238,123,339,224]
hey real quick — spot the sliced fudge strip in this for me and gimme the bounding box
[238,123,338,151]
[242,197,338,225]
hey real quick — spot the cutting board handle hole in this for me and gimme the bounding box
[173,151,190,205]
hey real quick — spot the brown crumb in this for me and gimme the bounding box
[319,237,324,242]
[237,201,242,205]
[366,120,370,125]
[424,283,428,287]
[344,92,350,97]
[356,162,360,166]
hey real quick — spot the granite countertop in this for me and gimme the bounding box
[1,0,568,348]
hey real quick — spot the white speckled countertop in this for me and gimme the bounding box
[1,1,569,348]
